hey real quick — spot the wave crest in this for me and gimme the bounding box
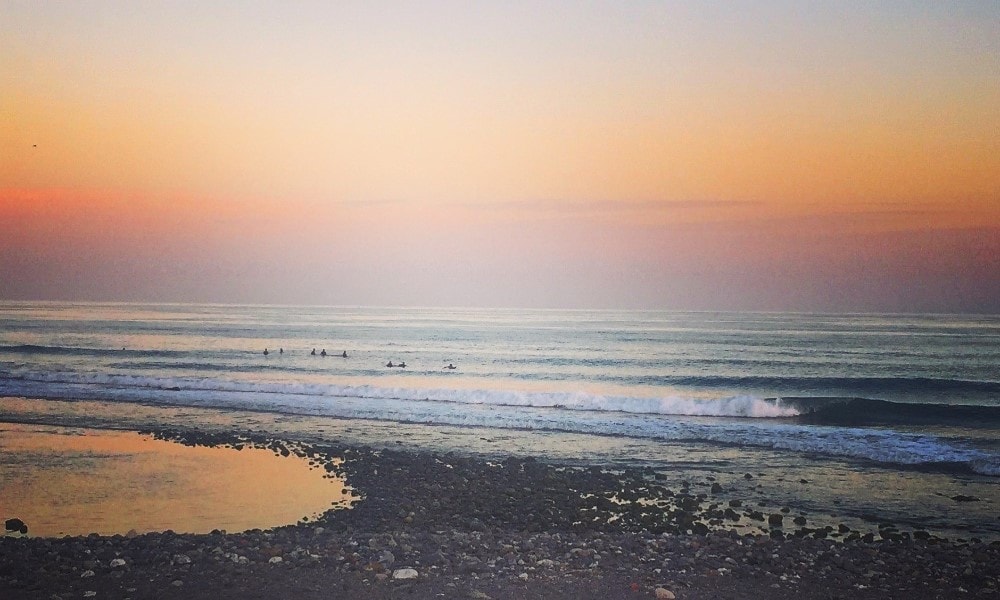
[1,371,797,418]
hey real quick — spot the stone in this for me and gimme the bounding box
[81,570,95,578]
[768,514,783,526]
[173,554,192,565]
[4,518,27,534]
[378,550,396,566]
[83,592,96,598]
[654,588,676,599]
[392,568,419,580]
[109,558,126,568]
[518,573,529,581]
[268,556,283,564]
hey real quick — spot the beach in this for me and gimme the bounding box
[1,305,999,598]
[2,417,999,599]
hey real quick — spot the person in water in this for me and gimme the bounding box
[321,349,327,356]
[445,363,456,369]
[263,348,269,356]
[342,350,347,358]
[399,361,406,368]
[279,348,283,354]
[311,349,316,356]
[386,361,394,368]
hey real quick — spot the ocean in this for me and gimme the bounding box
[1,302,999,539]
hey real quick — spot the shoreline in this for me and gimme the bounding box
[2,423,998,599]
[2,396,1000,539]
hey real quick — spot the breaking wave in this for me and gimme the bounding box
[1,371,794,417]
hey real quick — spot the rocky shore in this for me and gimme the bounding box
[2,428,998,599]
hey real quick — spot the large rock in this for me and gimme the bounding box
[655,588,676,599]
[4,518,27,534]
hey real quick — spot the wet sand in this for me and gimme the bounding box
[1,424,998,599]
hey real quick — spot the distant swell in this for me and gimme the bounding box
[4,346,1000,399]
[0,344,187,359]
[650,375,1000,396]
[781,397,1000,428]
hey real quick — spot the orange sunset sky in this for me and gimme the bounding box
[2,2,998,312]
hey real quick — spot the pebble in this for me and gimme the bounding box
[655,587,676,599]
[392,568,419,580]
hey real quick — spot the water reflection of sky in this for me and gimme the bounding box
[0,423,350,537]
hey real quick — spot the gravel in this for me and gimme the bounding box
[1,427,997,599]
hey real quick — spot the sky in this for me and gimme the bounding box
[2,1,998,312]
